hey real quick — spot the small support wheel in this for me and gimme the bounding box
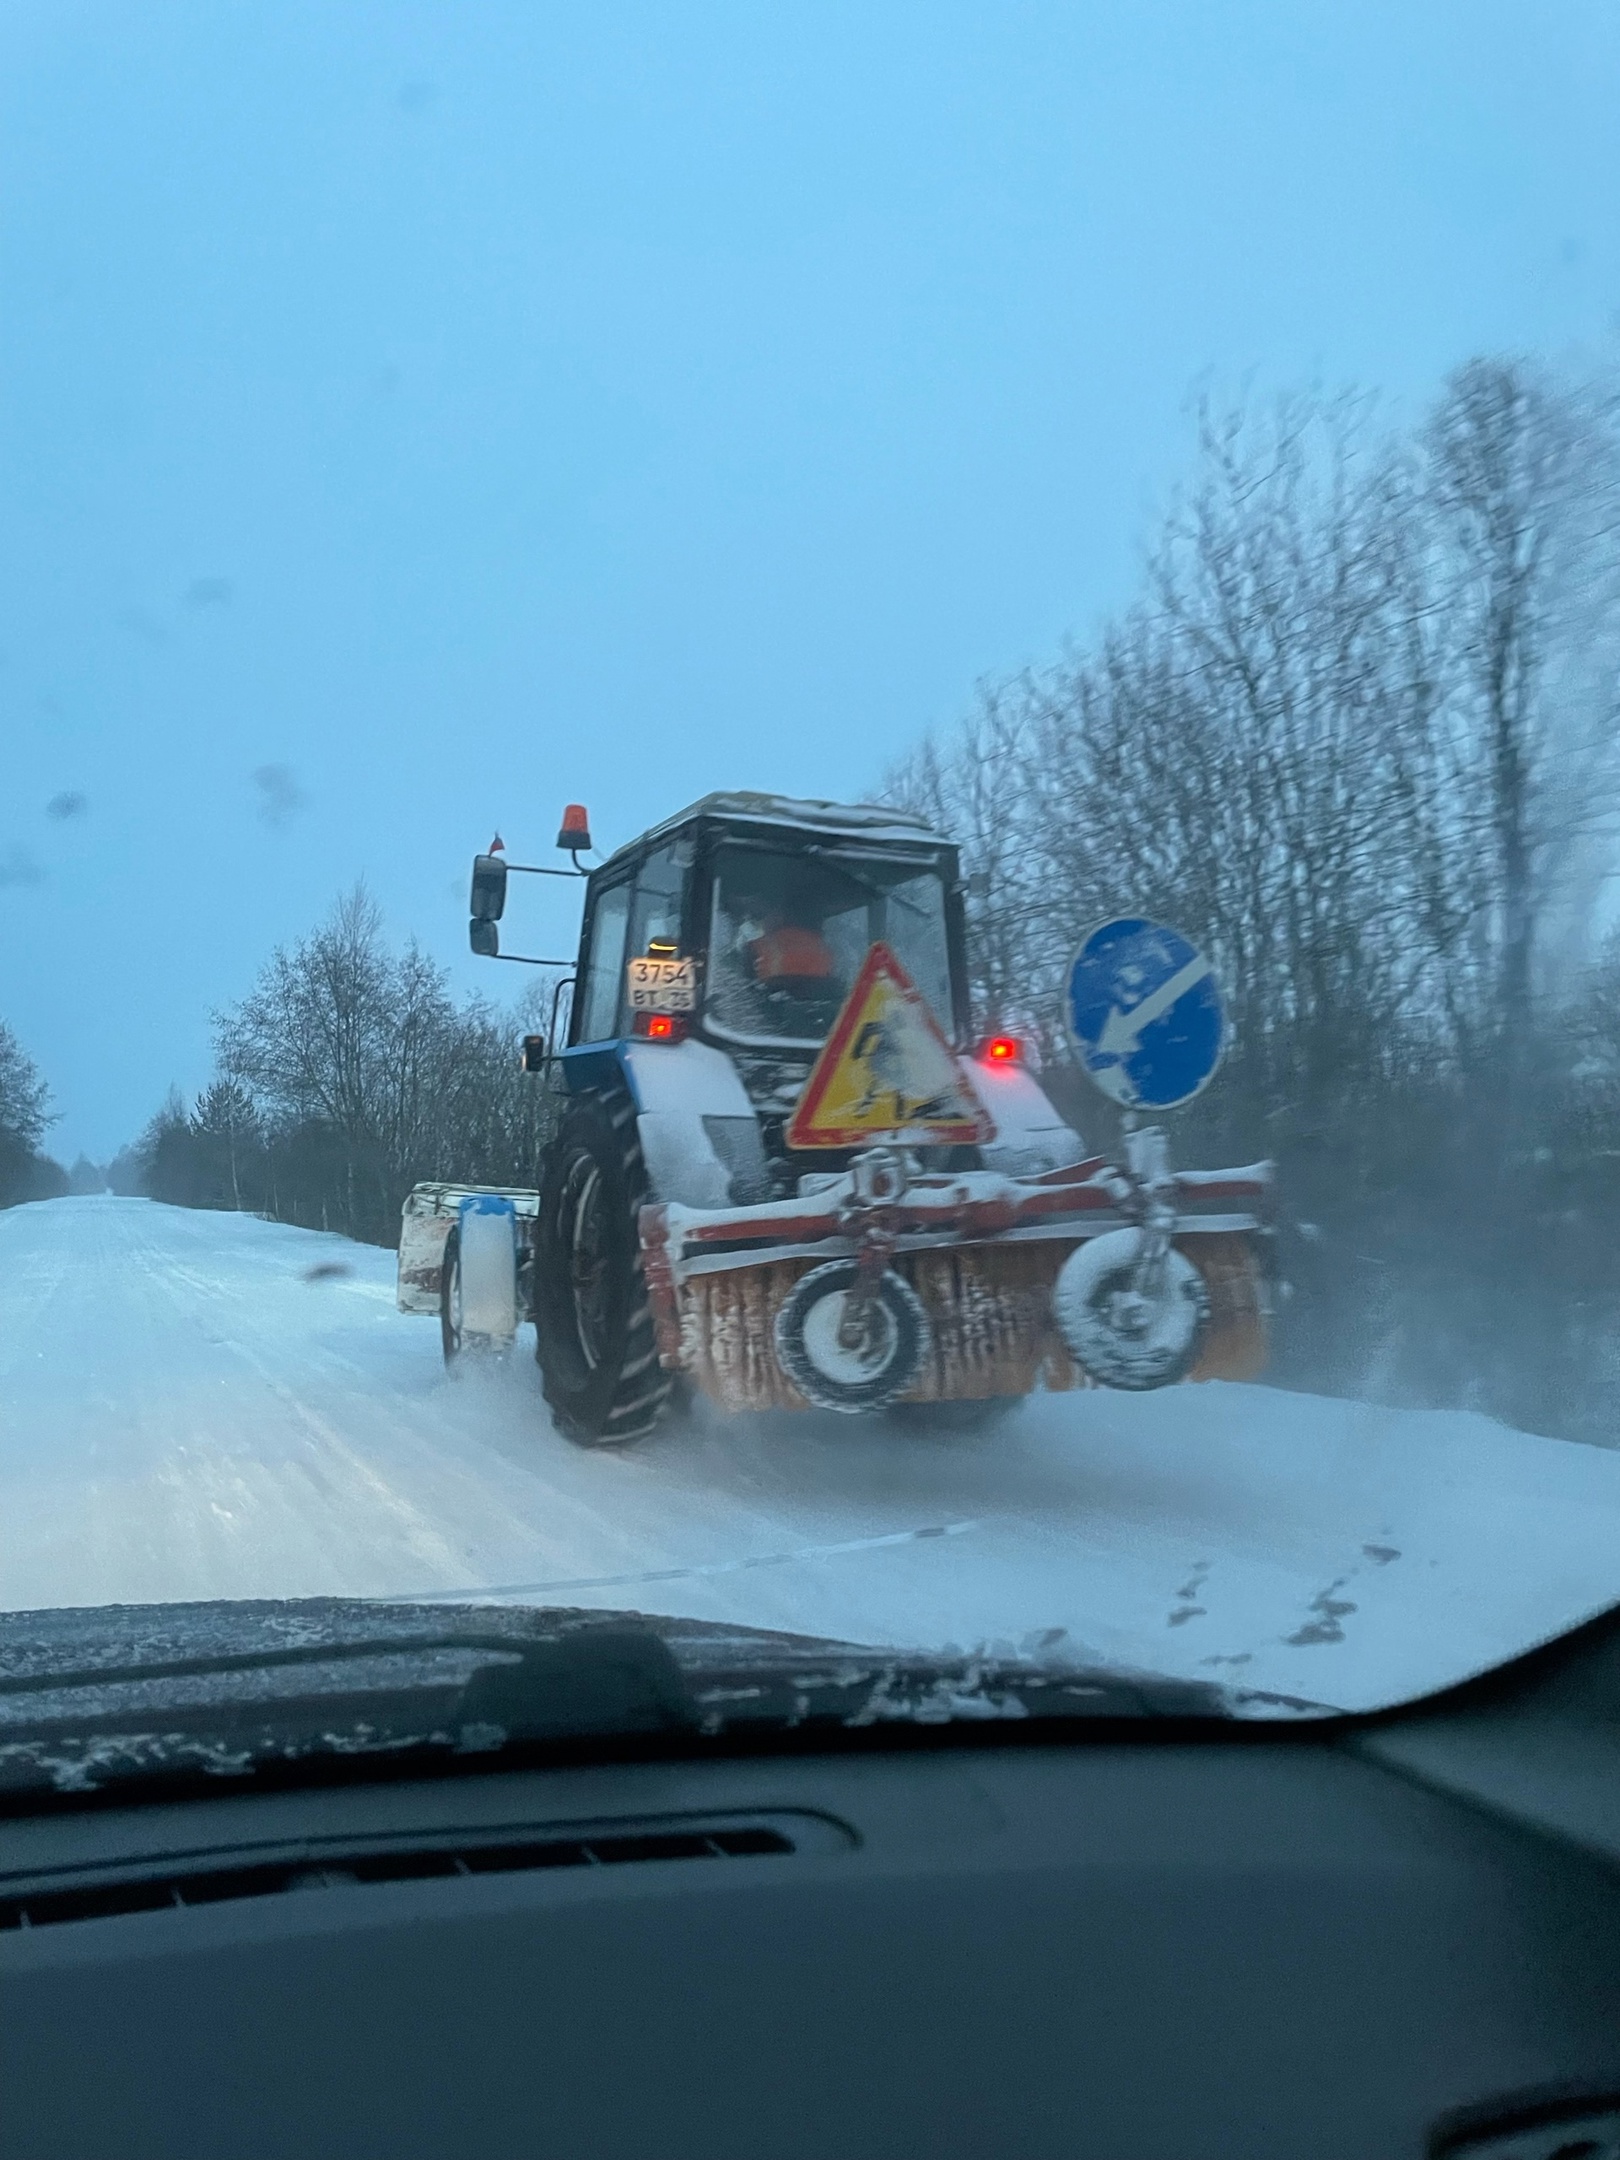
[1054,1228,1209,1390]
[773,1259,932,1414]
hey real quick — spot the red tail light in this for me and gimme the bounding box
[982,1035,1020,1064]
[636,1012,685,1042]
[557,803,593,851]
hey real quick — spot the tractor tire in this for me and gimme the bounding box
[533,1091,674,1446]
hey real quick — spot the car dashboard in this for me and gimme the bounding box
[4,1614,1620,2159]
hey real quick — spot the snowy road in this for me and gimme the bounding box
[3,1195,1620,1713]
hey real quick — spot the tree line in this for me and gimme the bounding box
[120,889,559,1247]
[885,357,1620,1445]
[0,1020,77,1207]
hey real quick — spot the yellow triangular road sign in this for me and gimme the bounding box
[786,943,994,1149]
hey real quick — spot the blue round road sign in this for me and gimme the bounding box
[1065,917,1224,1111]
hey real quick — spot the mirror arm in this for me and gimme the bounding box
[502,859,592,880]
[491,952,574,967]
[519,976,578,1076]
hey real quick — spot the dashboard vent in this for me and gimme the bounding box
[0,1822,795,1933]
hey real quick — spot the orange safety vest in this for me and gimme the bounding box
[750,925,836,981]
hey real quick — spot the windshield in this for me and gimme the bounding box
[705,845,954,1047]
[3,6,1620,1799]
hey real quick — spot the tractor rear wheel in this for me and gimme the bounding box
[533,1092,673,1445]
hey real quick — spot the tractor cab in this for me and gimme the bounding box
[557,794,984,1185]
[571,791,966,1051]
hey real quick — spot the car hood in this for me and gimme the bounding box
[0,1597,1291,1806]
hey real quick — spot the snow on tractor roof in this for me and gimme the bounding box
[600,791,947,867]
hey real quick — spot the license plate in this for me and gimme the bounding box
[626,955,697,1012]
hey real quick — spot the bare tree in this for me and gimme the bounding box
[880,361,1620,1440]
[215,887,399,1234]
[0,1019,61,1208]
[887,687,1047,1036]
[0,1020,54,1155]
[948,394,1466,1156]
[204,886,561,1241]
[1424,359,1620,1109]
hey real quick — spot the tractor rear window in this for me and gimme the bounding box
[706,846,954,1048]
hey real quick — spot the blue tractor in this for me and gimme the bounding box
[396,792,1272,1443]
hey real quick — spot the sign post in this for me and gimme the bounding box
[1051,919,1226,1388]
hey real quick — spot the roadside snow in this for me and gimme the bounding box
[2,1195,1618,1714]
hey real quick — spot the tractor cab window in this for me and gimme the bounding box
[626,844,689,966]
[576,879,632,1042]
[706,843,954,1048]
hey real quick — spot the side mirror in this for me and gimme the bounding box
[470,919,499,959]
[519,1034,549,1074]
[470,854,508,922]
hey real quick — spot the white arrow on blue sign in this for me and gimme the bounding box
[1065,918,1225,1111]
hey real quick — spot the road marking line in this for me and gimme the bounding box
[378,1518,981,1606]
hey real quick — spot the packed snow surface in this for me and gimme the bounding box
[3,1196,1619,1715]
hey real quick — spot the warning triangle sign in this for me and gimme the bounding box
[785,942,995,1150]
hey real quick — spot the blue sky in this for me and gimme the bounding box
[2,0,1617,1161]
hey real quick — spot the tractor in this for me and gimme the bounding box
[395,791,1273,1441]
